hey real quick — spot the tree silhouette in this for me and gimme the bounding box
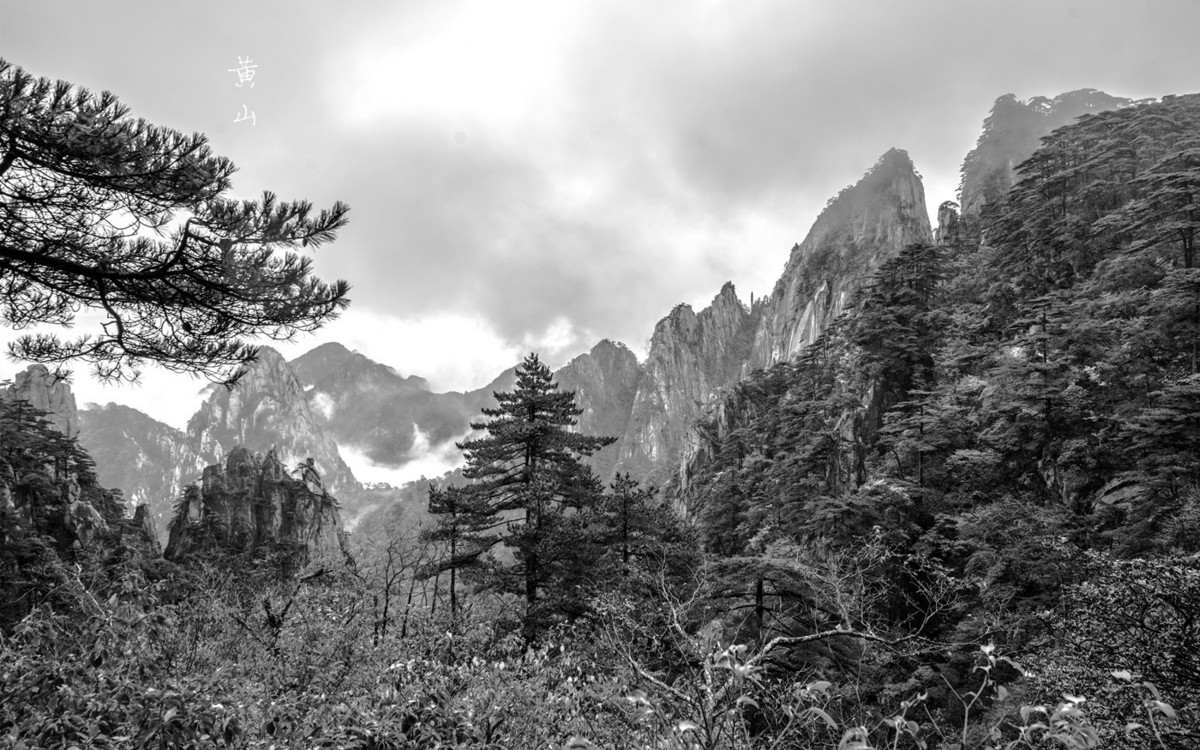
[426,353,614,640]
[0,59,350,384]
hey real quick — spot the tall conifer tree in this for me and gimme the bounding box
[427,353,614,640]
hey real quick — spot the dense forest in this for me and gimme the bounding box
[2,59,1199,748]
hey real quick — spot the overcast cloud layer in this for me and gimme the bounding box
[3,1,1200,427]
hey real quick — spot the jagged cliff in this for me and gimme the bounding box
[188,347,358,495]
[615,282,757,485]
[78,348,359,543]
[164,446,349,568]
[610,150,931,487]
[958,89,1135,216]
[555,339,643,480]
[747,148,932,372]
[0,390,158,627]
[2,364,156,556]
[3,364,79,439]
[79,404,213,541]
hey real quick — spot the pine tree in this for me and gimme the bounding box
[423,482,493,624]
[426,353,615,640]
[0,59,349,384]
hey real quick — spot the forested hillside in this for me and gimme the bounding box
[3,56,1199,748]
[671,92,1200,745]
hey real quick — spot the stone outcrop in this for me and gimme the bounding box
[616,283,756,484]
[164,446,349,568]
[604,150,930,487]
[0,394,158,566]
[188,347,358,495]
[747,148,932,372]
[934,200,962,246]
[3,364,79,439]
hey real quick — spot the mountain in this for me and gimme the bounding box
[958,89,1136,216]
[188,347,358,495]
[71,93,1135,542]
[615,283,757,485]
[290,341,640,482]
[78,404,213,538]
[291,342,460,466]
[748,148,932,371]
[555,339,643,480]
[78,346,361,543]
[289,342,511,473]
[610,149,931,486]
[0,392,159,628]
[164,446,350,571]
[3,364,79,439]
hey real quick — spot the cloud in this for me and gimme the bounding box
[6,0,1200,416]
[275,306,592,392]
[339,426,466,487]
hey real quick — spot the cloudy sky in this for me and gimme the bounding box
[3,0,1200,428]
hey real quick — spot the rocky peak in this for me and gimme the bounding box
[935,200,962,245]
[164,446,350,570]
[747,148,932,371]
[615,283,756,484]
[3,364,79,439]
[958,89,1135,216]
[555,340,643,480]
[187,347,358,495]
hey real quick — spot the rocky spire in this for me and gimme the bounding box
[615,282,756,484]
[164,446,350,570]
[187,346,358,495]
[747,148,932,371]
[3,364,79,439]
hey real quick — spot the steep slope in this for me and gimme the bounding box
[164,446,350,570]
[615,282,757,485]
[0,395,158,627]
[554,339,643,480]
[188,347,358,495]
[747,148,932,372]
[3,364,79,439]
[78,404,213,540]
[958,89,1135,216]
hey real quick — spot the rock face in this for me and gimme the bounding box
[958,89,1134,216]
[747,148,932,372]
[615,283,757,485]
[605,150,930,486]
[164,446,349,568]
[934,200,962,246]
[0,395,158,572]
[555,340,643,480]
[188,347,358,495]
[3,364,79,439]
[79,404,213,542]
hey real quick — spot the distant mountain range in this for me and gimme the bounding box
[15,88,1130,539]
